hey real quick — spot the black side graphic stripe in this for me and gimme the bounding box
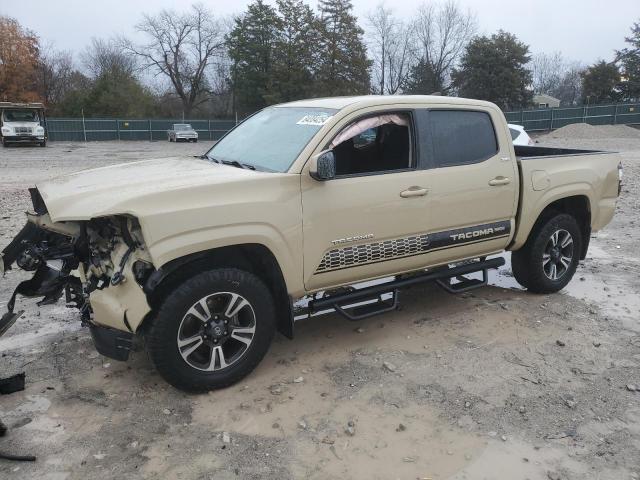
[315,220,511,274]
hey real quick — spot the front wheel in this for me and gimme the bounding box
[511,213,582,293]
[145,268,276,392]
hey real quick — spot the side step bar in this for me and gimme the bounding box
[308,257,504,321]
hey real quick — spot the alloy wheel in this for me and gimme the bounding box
[542,229,574,280]
[176,292,256,371]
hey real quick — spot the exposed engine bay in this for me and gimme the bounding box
[0,188,155,356]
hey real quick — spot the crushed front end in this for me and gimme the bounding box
[1,188,155,360]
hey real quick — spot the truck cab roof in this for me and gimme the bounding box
[0,102,45,109]
[278,95,499,111]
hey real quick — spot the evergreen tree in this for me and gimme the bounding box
[581,61,621,104]
[82,66,157,117]
[316,0,371,96]
[616,20,640,101]
[226,0,281,114]
[272,0,318,103]
[452,31,532,110]
[404,59,442,95]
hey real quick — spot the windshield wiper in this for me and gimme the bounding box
[207,155,256,170]
[221,159,256,170]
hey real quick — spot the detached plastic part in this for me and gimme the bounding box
[0,373,26,395]
[0,310,23,338]
[89,324,134,361]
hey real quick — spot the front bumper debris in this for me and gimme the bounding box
[1,220,81,335]
[1,189,154,353]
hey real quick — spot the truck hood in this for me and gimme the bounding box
[37,156,268,221]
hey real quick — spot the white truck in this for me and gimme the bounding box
[0,102,47,147]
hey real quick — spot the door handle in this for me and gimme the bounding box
[488,176,511,186]
[400,186,429,198]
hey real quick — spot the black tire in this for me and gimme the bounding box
[511,213,582,293]
[39,140,46,147]
[145,268,276,392]
[1,138,7,147]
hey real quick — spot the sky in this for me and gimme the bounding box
[1,0,637,66]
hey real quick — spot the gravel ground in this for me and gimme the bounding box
[0,133,639,480]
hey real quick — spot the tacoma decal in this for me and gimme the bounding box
[331,234,374,245]
[449,224,507,242]
[316,221,511,273]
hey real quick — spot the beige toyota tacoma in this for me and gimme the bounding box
[0,96,622,392]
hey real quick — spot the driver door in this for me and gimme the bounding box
[301,108,432,291]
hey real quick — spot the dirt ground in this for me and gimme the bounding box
[0,132,639,480]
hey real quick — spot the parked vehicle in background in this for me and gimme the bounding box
[508,123,534,146]
[1,95,622,392]
[0,102,47,147]
[167,124,198,142]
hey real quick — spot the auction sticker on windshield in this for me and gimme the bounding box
[297,113,333,126]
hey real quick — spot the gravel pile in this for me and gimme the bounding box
[548,123,640,139]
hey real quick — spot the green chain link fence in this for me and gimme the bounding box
[504,102,640,131]
[43,102,640,141]
[45,118,236,142]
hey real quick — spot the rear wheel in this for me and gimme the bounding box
[511,213,582,293]
[145,268,276,392]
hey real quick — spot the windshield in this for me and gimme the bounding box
[174,124,192,131]
[3,109,39,122]
[206,107,337,172]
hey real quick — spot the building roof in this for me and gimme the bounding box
[532,94,560,103]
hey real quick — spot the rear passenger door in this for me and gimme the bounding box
[416,107,518,265]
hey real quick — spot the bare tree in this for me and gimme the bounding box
[37,46,77,105]
[531,51,564,94]
[366,3,414,94]
[553,62,585,106]
[121,4,226,115]
[205,53,234,116]
[83,38,136,78]
[412,0,476,93]
[531,53,585,105]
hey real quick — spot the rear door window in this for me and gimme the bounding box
[429,110,498,167]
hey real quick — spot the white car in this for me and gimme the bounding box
[508,124,534,146]
[167,124,198,143]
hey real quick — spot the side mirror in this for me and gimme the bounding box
[310,150,336,181]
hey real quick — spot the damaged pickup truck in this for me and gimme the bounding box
[1,96,622,392]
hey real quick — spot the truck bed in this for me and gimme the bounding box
[511,146,621,251]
